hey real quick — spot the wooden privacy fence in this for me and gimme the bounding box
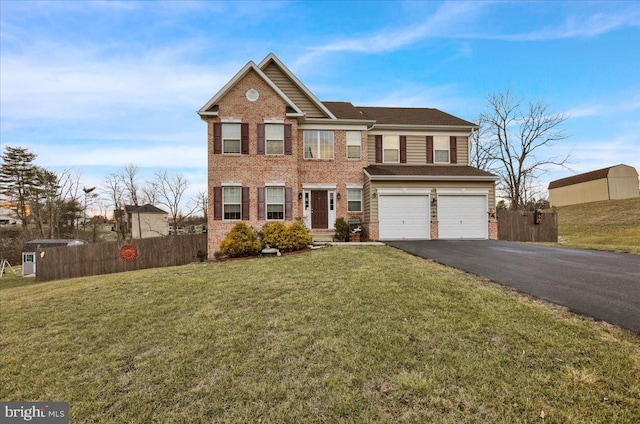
[35,234,207,282]
[498,210,558,242]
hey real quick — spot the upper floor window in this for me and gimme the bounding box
[222,124,241,154]
[266,187,284,220]
[383,135,399,163]
[223,187,241,220]
[347,189,362,212]
[266,124,284,155]
[304,130,334,160]
[434,136,450,163]
[346,131,362,160]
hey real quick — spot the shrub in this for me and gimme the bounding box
[288,219,312,251]
[334,217,350,242]
[219,223,261,258]
[262,222,290,250]
[261,220,312,252]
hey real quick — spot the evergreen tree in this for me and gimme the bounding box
[0,146,40,231]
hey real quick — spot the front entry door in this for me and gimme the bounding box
[311,190,328,229]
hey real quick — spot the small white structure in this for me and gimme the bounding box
[122,204,169,239]
[21,239,85,277]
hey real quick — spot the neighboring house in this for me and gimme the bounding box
[22,239,85,276]
[548,164,640,207]
[115,204,169,239]
[198,53,498,255]
[0,205,21,226]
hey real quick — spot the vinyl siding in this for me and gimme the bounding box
[368,134,470,165]
[262,62,326,118]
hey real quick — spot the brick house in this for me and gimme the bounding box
[199,53,498,256]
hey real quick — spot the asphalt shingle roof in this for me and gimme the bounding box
[548,166,614,189]
[365,165,497,178]
[322,102,477,127]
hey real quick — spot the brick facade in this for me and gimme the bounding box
[200,55,498,256]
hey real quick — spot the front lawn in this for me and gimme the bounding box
[1,247,639,422]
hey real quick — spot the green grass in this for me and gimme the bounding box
[2,247,639,422]
[555,197,640,254]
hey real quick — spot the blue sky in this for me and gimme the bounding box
[1,0,639,212]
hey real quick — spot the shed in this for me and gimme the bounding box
[22,239,85,277]
[548,164,640,207]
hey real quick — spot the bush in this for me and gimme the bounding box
[262,222,290,251]
[334,217,350,242]
[219,223,261,258]
[261,220,312,252]
[288,219,312,251]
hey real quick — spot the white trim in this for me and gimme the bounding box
[197,61,304,116]
[368,129,473,136]
[364,171,499,182]
[258,53,337,119]
[265,181,286,187]
[377,188,432,196]
[346,183,363,189]
[302,183,337,189]
[437,188,490,195]
[298,123,369,130]
[263,118,285,124]
[370,124,478,132]
[221,117,242,123]
[221,181,242,187]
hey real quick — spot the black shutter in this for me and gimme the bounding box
[450,136,457,164]
[285,187,293,221]
[257,124,265,155]
[284,124,292,155]
[242,187,249,220]
[213,187,222,220]
[426,136,434,164]
[400,136,407,163]
[257,187,265,220]
[375,135,382,163]
[213,123,222,154]
[241,123,249,154]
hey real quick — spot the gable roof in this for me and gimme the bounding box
[365,165,497,181]
[548,165,617,189]
[258,53,336,119]
[125,204,168,214]
[323,102,477,127]
[198,60,304,116]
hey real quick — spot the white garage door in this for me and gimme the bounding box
[378,195,430,240]
[438,195,487,239]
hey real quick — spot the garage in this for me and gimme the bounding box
[378,191,430,240]
[438,194,488,239]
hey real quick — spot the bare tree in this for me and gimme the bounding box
[151,169,189,226]
[478,88,570,210]
[119,164,143,239]
[192,190,208,222]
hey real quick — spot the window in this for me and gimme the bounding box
[434,136,450,163]
[347,189,362,212]
[346,131,361,159]
[383,135,399,163]
[266,124,284,155]
[222,124,241,154]
[266,187,284,220]
[304,131,334,159]
[223,187,241,220]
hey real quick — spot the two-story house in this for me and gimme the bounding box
[199,53,498,256]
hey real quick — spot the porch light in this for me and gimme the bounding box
[336,193,341,200]
[298,192,303,200]
[432,198,437,204]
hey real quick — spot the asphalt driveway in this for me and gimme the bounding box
[386,240,640,333]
